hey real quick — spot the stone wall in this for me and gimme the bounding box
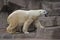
[42,1,60,16]
[0,0,60,39]
[8,0,42,10]
[0,0,4,10]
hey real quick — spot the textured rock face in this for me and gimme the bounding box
[0,0,4,10]
[0,0,60,39]
[42,2,60,16]
[8,0,42,10]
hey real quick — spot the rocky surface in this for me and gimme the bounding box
[0,0,60,40]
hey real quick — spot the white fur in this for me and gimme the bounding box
[6,9,47,34]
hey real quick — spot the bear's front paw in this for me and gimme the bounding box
[40,26,45,29]
[24,32,29,34]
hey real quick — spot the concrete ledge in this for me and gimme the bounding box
[0,26,60,39]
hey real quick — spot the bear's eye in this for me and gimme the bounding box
[40,11,41,12]
[44,11,45,13]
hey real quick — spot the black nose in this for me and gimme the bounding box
[45,12,48,17]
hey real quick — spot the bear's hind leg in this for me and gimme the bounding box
[6,23,17,34]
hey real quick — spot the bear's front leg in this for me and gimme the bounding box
[23,18,33,34]
[34,20,44,29]
[34,20,44,37]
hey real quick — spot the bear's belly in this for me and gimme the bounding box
[18,19,26,24]
[18,15,28,25]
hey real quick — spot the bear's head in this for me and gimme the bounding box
[29,9,47,16]
[39,9,47,15]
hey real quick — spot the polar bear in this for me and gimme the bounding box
[6,9,47,34]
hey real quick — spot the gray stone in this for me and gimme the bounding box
[2,34,13,39]
[9,0,26,7]
[43,26,60,39]
[42,2,60,16]
[0,12,8,28]
[56,16,60,26]
[51,9,60,16]
[52,2,60,9]
[0,0,4,10]
[39,16,56,27]
[13,33,36,38]
[9,0,41,10]
[51,27,60,39]
[28,0,41,9]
